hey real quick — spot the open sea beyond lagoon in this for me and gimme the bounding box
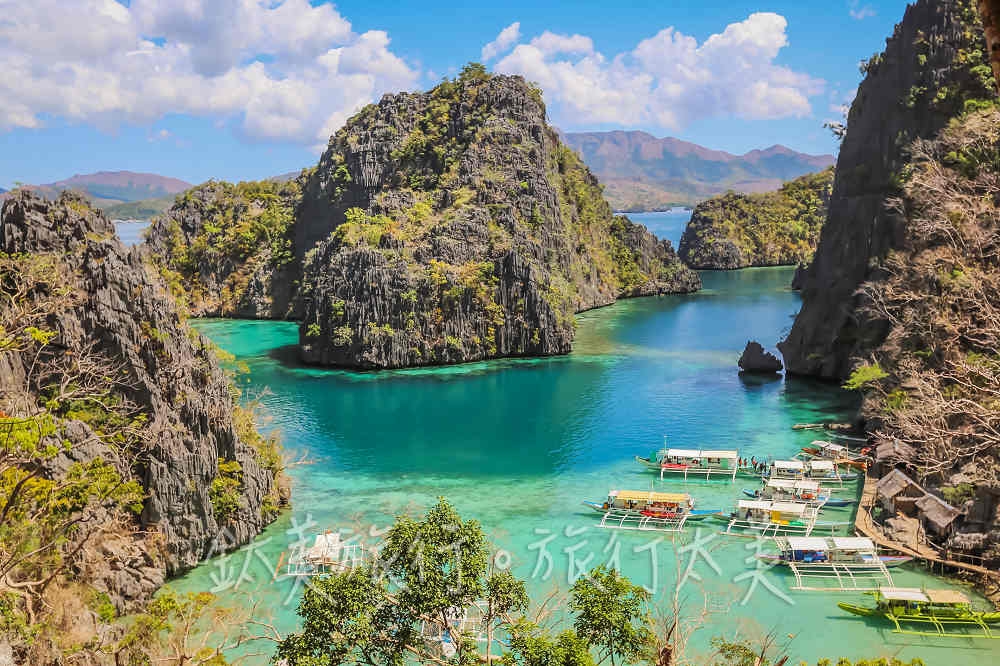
[623,209,692,248]
[174,267,997,665]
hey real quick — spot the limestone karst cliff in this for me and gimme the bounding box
[147,176,305,319]
[778,0,1000,562]
[297,69,698,368]
[779,0,997,378]
[148,67,699,369]
[0,191,284,658]
[678,168,833,270]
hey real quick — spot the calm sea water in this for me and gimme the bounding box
[625,209,692,248]
[173,267,996,665]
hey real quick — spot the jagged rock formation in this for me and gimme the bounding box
[294,69,699,368]
[776,0,1000,562]
[678,168,833,270]
[738,341,783,373]
[147,177,305,318]
[148,71,699,370]
[0,192,284,610]
[779,0,997,378]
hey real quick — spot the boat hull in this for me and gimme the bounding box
[634,456,761,479]
[838,602,879,618]
[759,554,913,568]
[583,501,722,522]
[740,489,855,507]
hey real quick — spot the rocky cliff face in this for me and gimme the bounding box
[779,0,996,378]
[147,178,305,319]
[0,191,283,606]
[296,69,699,368]
[678,168,833,270]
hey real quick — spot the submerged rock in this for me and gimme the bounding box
[738,341,783,373]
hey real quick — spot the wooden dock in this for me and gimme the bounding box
[854,473,996,579]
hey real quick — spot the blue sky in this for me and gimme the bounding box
[0,0,909,189]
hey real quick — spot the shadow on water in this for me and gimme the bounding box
[737,371,784,388]
[783,374,861,416]
[267,343,302,367]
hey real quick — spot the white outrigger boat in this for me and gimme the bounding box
[742,479,855,508]
[759,536,912,591]
[634,446,757,481]
[715,499,848,537]
[799,441,869,471]
[584,490,722,532]
[282,531,364,577]
[767,459,858,487]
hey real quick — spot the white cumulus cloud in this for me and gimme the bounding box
[849,1,876,20]
[481,22,521,62]
[493,13,823,131]
[0,0,419,148]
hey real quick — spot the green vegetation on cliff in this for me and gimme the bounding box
[678,168,833,270]
[846,108,1000,559]
[148,176,305,318]
[297,65,699,369]
[0,191,286,663]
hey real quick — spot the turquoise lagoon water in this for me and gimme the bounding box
[174,267,996,664]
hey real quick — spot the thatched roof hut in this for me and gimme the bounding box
[915,493,962,536]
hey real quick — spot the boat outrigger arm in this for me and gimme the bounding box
[588,490,698,533]
[838,587,1000,638]
[769,536,896,591]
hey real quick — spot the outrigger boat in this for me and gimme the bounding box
[715,499,848,537]
[635,446,756,481]
[799,441,868,471]
[767,459,858,486]
[282,531,364,577]
[838,587,1000,637]
[759,536,911,591]
[742,479,856,508]
[584,490,723,532]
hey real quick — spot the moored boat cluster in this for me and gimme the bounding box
[584,437,1000,638]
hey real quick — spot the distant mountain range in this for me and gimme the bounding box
[1,134,834,220]
[561,131,835,211]
[2,171,193,219]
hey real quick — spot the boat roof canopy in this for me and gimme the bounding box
[814,440,848,453]
[880,587,929,602]
[786,536,829,550]
[925,589,971,605]
[738,500,773,510]
[831,537,875,551]
[665,448,738,459]
[611,490,691,503]
[809,460,835,471]
[767,479,820,491]
[771,501,807,514]
[773,460,805,470]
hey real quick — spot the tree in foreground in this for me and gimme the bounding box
[274,497,933,666]
[274,498,654,666]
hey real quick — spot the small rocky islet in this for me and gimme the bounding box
[148,67,699,370]
[677,167,833,270]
